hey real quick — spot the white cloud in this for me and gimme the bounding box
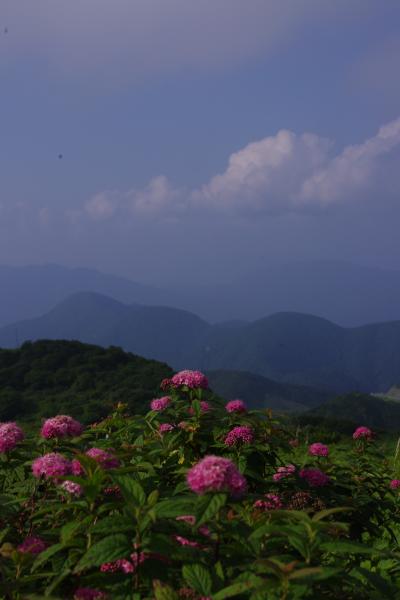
[126,176,184,217]
[192,129,331,215]
[84,192,118,220]
[82,116,400,221]
[299,117,400,205]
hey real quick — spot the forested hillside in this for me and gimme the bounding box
[0,340,173,423]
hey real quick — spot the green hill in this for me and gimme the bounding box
[306,392,400,432]
[0,339,173,424]
[206,369,332,412]
[1,293,400,393]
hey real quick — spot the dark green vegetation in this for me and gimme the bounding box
[206,370,332,412]
[1,382,400,599]
[1,292,400,393]
[307,392,400,432]
[0,340,172,424]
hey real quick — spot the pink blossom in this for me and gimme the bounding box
[32,453,71,479]
[150,396,171,411]
[390,479,400,489]
[18,536,47,554]
[273,464,296,481]
[176,515,196,525]
[60,480,83,496]
[130,551,148,569]
[100,559,134,573]
[103,485,122,497]
[71,459,85,476]
[224,425,254,447]
[159,423,175,434]
[253,493,283,511]
[225,399,247,413]
[86,447,120,469]
[178,421,189,429]
[299,468,330,487]
[0,422,24,453]
[160,378,173,391]
[40,415,83,439]
[308,442,329,457]
[173,535,202,548]
[352,426,373,440]
[187,455,247,497]
[74,589,107,600]
[188,401,212,415]
[171,370,208,389]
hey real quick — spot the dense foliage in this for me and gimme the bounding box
[1,371,400,599]
[0,340,172,424]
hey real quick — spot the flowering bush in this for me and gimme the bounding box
[150,396,171,411]
[1,370,400,599]
[225,399,247,413]
[40,415,83,439]
[309,442,329,456]
[0,421,25,453]
[170,369,208,389]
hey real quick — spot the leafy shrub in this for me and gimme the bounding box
[1,371,400,599]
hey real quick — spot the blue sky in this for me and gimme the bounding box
[1,0,400,284]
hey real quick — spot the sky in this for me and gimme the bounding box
[1,0,400,285]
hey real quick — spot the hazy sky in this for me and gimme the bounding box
[1,0,400,284]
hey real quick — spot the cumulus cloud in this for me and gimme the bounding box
[1,0,366,78]
[299,117,400,205]
[83,116,400,221]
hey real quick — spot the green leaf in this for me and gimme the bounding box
[196,493,227,527]
[312,507,353,522]
[90,515,133,535]
[74,534,131,573]
[182,564,212,595]
[154,497,194,518]
[153,580,179,600]
[31,544,65,573]
[213,581,254,599]
[320,541,379,555]
[60,519,90,545]
[111,473,146,507]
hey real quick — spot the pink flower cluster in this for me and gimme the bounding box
[253,493,283,511]
[176,515,211,537]
[299,468,330,487]
[86,447,120,469]
[100,552,149,574]
[188,401,212,415]
[60,480,83,496]
[308,442,329,457]
[18,536,47,555]
[150,396,171,411]
[225,399,247,413]
[159,423,175,435]
[224,426,254,447]
[273,464,296,481]
[171,370,209,389]
[353,426,373,440]
[187,455,247,497]
[0,422,24,453]
[390,479,400,490]
[32,453,71,479]
[40,415,83,439]
[74,589,107,600]
[100,559,135,574]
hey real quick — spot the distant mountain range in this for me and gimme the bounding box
[1,291,400,394]
[2,260,400,326]
[206,370,332,412]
